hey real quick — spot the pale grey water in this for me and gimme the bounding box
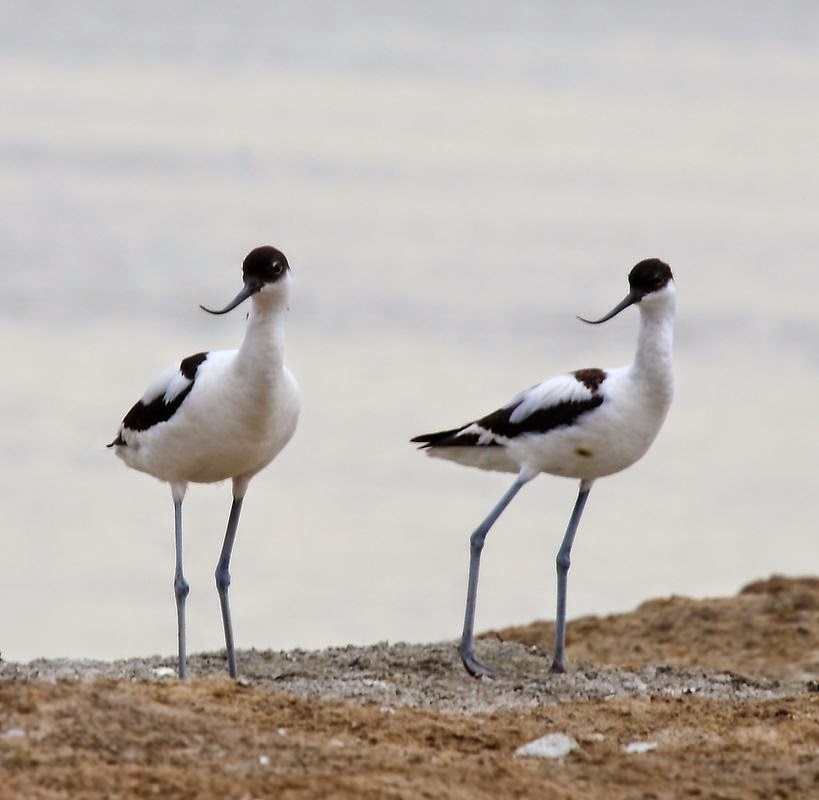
[1,2,818,662]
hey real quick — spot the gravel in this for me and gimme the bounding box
[1,638,805,715]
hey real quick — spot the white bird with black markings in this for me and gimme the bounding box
[412,259,675,678]
[109,245,300,679]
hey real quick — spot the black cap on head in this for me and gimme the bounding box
[200,245,290,315]
[577,258,673,325]
[628,259,673,296]
[242,245,290,286]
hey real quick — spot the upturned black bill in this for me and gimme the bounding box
[577,290,641,325]
[200,282,260,315]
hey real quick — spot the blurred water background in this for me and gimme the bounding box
[2,1,818,661]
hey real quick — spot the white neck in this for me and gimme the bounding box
[632,286,675,394]
[235,287,289,373]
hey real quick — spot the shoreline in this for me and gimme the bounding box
[2,576,817,799]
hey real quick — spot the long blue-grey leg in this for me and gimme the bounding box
[171,483,189,679]
[550,479,593,674]
[460,469,535,678]
[215,484,246,679]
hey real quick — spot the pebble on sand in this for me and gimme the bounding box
[515,733,578,759]
[624,741,658,754]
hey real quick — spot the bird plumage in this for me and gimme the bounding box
[109,245,300,679]
[414,262,675,483]
[110,347,299,486]
[412,258,676,677]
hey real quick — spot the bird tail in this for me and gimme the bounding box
[410,426,468,449]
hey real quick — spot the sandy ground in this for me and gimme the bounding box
[1,576,817,799]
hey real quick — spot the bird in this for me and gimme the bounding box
[108,245,300,679]
[411,258,675,678]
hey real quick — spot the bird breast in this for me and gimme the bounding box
[120,356,300,485]
[510,367,672,480]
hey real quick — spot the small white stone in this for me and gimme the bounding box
[624,741,658,754]
[515,733,578,759]
[151,667,176,678]
[3,728,25,739]
[277,727,287,737]
[329,738,344,748]
[258,755,270,766]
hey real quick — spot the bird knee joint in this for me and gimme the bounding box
[215,566,231,592]
[174,577,190,599]
[556,551,571,571]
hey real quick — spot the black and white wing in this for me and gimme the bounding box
[412,368,607,450]
[108,352,209,447]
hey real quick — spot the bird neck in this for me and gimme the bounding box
[632,293,675,388]
[236,293,289,373]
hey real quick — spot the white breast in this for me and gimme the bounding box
[118,352,300,485]
[502,366,672,481]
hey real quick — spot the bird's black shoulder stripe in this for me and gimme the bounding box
[119,387,194,434]
[413,393,605,449]
[111,352,209,441]
[478,395,604,439]
[412,369,609,450]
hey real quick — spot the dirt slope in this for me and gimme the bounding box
[490,575,819,682]
[1,576,817,799]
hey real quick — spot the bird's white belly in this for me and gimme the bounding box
[118,367,300,485]
[510,380,671,481]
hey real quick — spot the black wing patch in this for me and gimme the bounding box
[476,395,604,439]
[412,369,608,449]
[107,352,208,446]
[412,397,604,448]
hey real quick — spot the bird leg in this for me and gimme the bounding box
[460,471,533,678]
[550,480,593,673]
[171,487,190,679]
[215,494,244,679]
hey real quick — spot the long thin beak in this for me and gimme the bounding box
[200,282,260,315]
[577,290,641,325]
